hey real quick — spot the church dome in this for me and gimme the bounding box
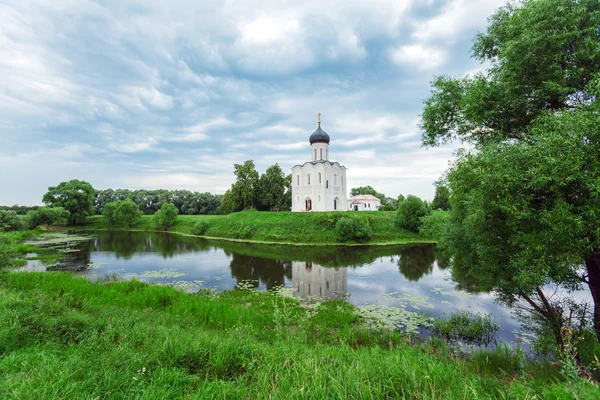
[309,124,330,145]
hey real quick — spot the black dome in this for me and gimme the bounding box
[309,124,330,145]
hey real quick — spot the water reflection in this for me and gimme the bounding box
[397,245,435,281]
[292,262,347,301]
[229,253,292,290]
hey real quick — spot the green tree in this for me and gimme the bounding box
[153,203,179,230]
[233,160,259,210]
[420,0,600,342]
[27,207,70,229]
[42,179,95,225]
[350,185,385,200]
[396,195,429,233]
[431,184,451,211]
[0,210,25,231]
[103,199,143,228]
[421,0,600,147]
[256,164,286,211]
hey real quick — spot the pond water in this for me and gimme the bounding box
[23,231,541,344]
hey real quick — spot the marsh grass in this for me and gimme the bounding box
[1,272,598,398]
[433,311,499,345]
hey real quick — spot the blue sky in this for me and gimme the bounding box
[1,0,506,205]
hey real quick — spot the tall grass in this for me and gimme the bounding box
[1,272,597,398]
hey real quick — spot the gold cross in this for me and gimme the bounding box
[317,112,321,124]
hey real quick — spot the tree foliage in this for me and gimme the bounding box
[421,0,600,147]
[27,207,70,229]
[421,0,600,343]
[103,199,143,228]
[94,189,222,216]
[0,210,25,232]
[153,203,179,231]
[219,161,291,214]
[42,180,95,225]
[256,164,287,211]
[396,195,430,233]
[350,185,385,200]
[431,184,451,211]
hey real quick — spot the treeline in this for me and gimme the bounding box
[0,205,40,215]
[219,161,291,214]
[94,189,222,215]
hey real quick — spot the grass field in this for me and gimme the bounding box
[82,210,431,245]
[1,271,597,399]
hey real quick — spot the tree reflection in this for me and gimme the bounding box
[229,253,292,290]
[397,245,436,281]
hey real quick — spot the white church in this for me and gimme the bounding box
[291,114,381,212]
[291,115,348,212]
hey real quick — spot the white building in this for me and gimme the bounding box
[291,116,348,212]
[347,194,381,211]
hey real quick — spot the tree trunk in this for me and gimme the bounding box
[585,249,600,343]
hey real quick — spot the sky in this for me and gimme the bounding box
[0,0,507,205]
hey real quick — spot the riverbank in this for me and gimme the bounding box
[81,211,433,246]
[2,270,596,398]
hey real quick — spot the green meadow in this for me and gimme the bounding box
[82,210,430,245]
[1,271,597,399]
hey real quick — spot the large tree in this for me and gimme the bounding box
[42,179,95,225]
[256,164,286,211]
[421,0,600,343]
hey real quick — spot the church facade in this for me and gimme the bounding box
[291,116,348,212]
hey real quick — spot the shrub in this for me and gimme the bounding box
[193,221,211,236]
[335,217,373,243]
[0,210,26,231]
[27,207,70,229]
[233,224,255,239]
[419,211,451,240]
[433,311,498,345]
[315,212,343,229]
[103,199,143,228]
[153,203,179,230]
[396,195,429,233]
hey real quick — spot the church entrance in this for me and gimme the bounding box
[305,198,312,211]
[334,198,338,210]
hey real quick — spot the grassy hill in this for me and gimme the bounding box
[83,211,431,245]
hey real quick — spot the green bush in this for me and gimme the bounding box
[335,217,373,243]
[233,224,255,239]
[315,212,343,229]
[419,211,451,240]
[153,203,179,231]
[27,207,70,229]
[396,195,429,233]
[103,199,143,228]
[193,221,211,235]
[0,210,26,231]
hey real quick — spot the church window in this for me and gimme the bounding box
[341,176,344,186]
[314,149,317,160]
[319,172,321,184]
[318,195,321,202]
[307,174,311,185]
[326,180,329,189]
[297,175,299,186]
[334,174,337,185]
[320,149,323,160]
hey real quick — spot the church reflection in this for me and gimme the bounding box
[292,261,347,301]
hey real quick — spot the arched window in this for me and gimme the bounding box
[307,174,311,185]
[326,149,328,159]
[326,180,329,189]
[297,175,299,186]
[318,172,322,184]
[334,174,337,185]
[320,149,323,160]
[341,176,344,186]
[314,149,317,160]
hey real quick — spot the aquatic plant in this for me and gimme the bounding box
[433,311,498,345]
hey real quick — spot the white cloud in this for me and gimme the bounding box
[390,44,447,70]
